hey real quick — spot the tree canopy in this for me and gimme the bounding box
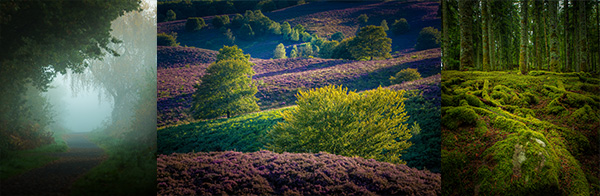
[191,46,259,119]
[349,25,392,60]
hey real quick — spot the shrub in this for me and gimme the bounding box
[185,17,205,32]
[390,68,422,84]
[318,40,339,58]
[290,29,299,41]
[331,31,345,42]
[157,151,441,195]
[166,9,176,21]
[357,14,368,24]
[267,85,413,164]
[212,15,229,28]
[157,33,178,47]
[273,43,286,59]
[392,18,410,35]
[281,21,292,38]
[415,27,441,50]
[239,23,255,40]
[381,19,389,31]
[289,45,298,58]
[230,14,244,28]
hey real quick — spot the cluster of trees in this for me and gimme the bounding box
[158,0,307,22]
[215,10,282,42]
[442,0,600,74]
[0,1,139,152]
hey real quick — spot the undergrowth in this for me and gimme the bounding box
[441,70,599,196]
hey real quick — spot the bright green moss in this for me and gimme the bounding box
[478,129,562,195]
[462,93,484,107]
[492,116,527,133]
[442,94,457,107]
[521,92,539,105]
[545,98,566,116]
[561,92,598,108]
[442,106,479,130]
[571,105,599,123]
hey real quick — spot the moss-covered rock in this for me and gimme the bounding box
[442,106,479,130]
[478,129,562,195]
[492,116,527,133]
[545,98,567,116]
[561,92,598,108]
[571,105,599,123]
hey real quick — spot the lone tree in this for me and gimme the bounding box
[415,27,440,50]
[349,25,392,60]
[191,46,259,119]
[273,43,287,59]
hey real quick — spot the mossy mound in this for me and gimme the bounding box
[442,71,599,196]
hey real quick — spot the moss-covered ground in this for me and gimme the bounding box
[441,70,599,196]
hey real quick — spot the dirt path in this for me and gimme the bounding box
[0,133,106,196]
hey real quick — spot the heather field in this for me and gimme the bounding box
[158,47,440,127]
[158,0,441,194]
[157,151,441,195]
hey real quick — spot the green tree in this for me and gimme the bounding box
[459,0,474,70]
[231,14,244,28]
[349,25,392,60]
[301,31,312,42]
[381,19,389,31]
[239,23,255,40]
[415,27,441,50]
[358,14,369,25]
[293,24,305,33]
[166,9,176,21]
[266,85,412,164]
[185,17,206,32]
[290,29,300,41]
[392,18,410,35]
[519,0,528,74]
[331,37,355,59]
[274,43,287,59]
[331,31,345,42]
[290,45,299,58]
[281,21,292,39]
[319,40,339,58]
[549,0,559,72]
[212,15,230,28]
[157,33,179,46]
[191,46,259,119]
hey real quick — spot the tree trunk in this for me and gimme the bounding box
[564,0,570,72]
[534,0,542,71]
[459,0,475,70]
[520,0,529,75]
[549,0,559,72]
[442,0,449,69]
[488,0,495,70]
[482,0,489,71]
[578,0,588,72]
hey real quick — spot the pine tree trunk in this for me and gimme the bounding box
[482,0,489,71]
[442,0,450,69]
[564,0,570,72]
[459,0,474,70]
[488,0,494,70]
[578,0,587,72]
[534,0,542,71]
[549,0,559,72]
[520,0,529,74]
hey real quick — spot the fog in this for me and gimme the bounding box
[45,73,113,133]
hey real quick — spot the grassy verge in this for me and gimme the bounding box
[0,132,69,180]
[70,131,156,196]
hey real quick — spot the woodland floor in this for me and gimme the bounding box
[0,133,106,196]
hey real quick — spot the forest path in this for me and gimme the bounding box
[0,133,106,196]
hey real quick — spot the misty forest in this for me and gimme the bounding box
[0,0,157,195]
[440,0,599,195]
[156,0,442,195]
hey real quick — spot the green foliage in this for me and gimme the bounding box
[380,19,389,31]
[191,46,259,119]
[273,43,286,59]
[267,85,412,164]
[390,68,422,84]
[239,24,255,40]
[290,29,300,41]
[290,45,298,58]
[230,14,244,28]
[166,9,176,21]
[300,31,312,42]
[318,40,339,59]
[331,37,354,59]
[281,21,292,38]
[185,17,206,32]
[293,24,305,33]
[331,31,345,42]
[392,18,410,35]
[442,106,479,130]
[298,42,313,57]
[157,33,179,46]
[415,27,441,50]
[357,14,369,24]
[158,108,289,154]
[212,15,230,28]
[349,26,392,60]
[0,134,67,179]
